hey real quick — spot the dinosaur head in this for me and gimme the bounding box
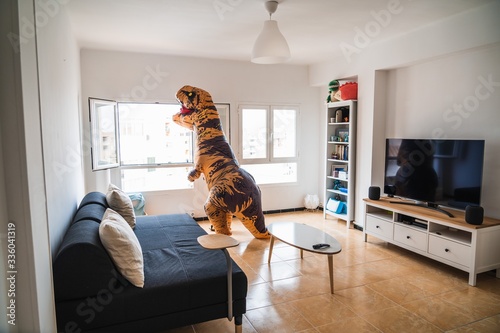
[173,85,217,131]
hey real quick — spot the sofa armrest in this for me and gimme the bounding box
[53,220,125,301]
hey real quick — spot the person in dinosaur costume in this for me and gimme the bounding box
[173,85,270,239]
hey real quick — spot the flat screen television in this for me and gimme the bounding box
[383,138,485,217]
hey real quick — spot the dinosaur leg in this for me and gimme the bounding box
[225,211,233,232]
[233,176,269,239]
[236,212,269,239]
[205,198,231,236]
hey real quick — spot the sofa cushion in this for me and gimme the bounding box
[99,208,144,288]
[106,183,136,229]
[132,214,247,316]
[53,220,121,301]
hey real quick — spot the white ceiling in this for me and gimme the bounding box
[65,0,494,66]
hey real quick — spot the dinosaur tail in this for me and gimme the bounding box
[238,213,270,239]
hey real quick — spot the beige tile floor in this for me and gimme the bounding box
[162,211,500,333]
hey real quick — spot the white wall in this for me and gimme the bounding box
[35,0,83,328]
[36,0,84,257]
[0,1,16,330]
[310,1,500,223]
[80,50,322,216]
[0,129,11,332]
[1,0,83,331]
[384,44,500,217]
[0,0,55,331]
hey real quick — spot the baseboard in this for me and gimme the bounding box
[193,207,308,221]
[263,207,307,214]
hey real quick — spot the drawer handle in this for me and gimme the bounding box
[445,248,450,253]
[406,236,410,239]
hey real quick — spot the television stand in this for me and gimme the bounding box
[388,201,454,218]
[364,197,500,286]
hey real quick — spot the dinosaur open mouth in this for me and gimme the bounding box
[179,105,194,114]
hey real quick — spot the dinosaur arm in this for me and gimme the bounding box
[188,150,203,182]
[188,167,202,182]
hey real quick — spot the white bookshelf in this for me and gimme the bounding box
[323,100,356,228]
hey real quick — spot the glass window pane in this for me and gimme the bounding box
[118,103,193,165]
[273,108,296,158]
[241,163,297,184]
[242,108,267,159]
[216,103,230,140]
[89,99,119,170]
[121,167,194,192]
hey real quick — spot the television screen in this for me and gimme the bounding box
[384,139,485,209]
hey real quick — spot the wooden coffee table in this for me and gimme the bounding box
[267,222,342,294]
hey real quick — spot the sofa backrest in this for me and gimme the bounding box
[53,192,125,301]
[72,191,108,224]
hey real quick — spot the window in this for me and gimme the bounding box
[89,99,230,192]
[118,103,194,192]
[89,99,119,170]
[239,105,298,184]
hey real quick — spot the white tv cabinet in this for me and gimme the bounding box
[363,197,500,286]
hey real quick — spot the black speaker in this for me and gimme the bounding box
[465,205,483,225]
[368,186,380,200]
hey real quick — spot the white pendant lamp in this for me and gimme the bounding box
[251,1,291,64]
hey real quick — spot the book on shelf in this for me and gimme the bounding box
[331,164,347,177]
[333,145,349,161]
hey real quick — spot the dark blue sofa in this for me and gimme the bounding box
[53,192,247,332]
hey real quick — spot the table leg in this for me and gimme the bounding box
[268,235,275,263]
[197,235,239,325]
[328,254,334,294]
[222,248,233,320]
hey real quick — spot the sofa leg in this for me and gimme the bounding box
[234,315,242,333]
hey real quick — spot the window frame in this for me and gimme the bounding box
[238,104,299,165]
[89,98,231,192]
[89,98,120,171]
[239,105,270,163]
[116,102,195,167]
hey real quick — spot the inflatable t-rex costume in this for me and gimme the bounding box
[173,85,269,239]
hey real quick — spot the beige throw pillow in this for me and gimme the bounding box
[106,183,136,229]
[99,208,144,288]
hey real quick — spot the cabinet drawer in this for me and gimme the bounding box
[366,215,393,240]
[428,235,471,267]
[394,224,427,252]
